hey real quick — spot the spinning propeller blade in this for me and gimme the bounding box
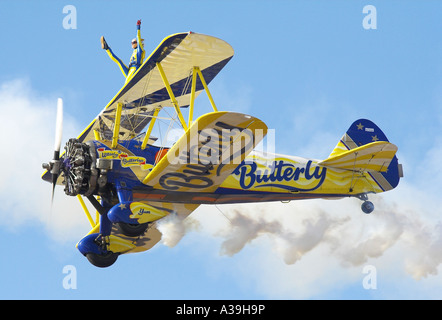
[54,98,63,155]
[50,98,63,202]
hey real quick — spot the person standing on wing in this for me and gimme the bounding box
[101,19,145,83]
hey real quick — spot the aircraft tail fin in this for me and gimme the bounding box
[324,119,403,191]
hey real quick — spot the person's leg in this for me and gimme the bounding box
[125,66,137,83]
[101,37,129,78]
[105,48,129,78]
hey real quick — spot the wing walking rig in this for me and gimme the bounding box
[42,32,403,267]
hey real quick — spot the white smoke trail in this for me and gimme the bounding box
[157,213,200,248]
[219,210,283,256]
[187,194,442,281]
[218,207,349,265]
[273,211,349,265]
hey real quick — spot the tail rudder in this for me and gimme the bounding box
[329,119,388,156]
[328,119,403,191]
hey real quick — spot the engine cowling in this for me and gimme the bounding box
[61,139,104,196]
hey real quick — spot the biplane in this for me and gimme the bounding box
[42,32,403,267]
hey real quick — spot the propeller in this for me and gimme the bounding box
[42,98,64,203]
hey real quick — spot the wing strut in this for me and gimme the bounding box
[195,67,218,112]
[156,62,188,131]
[111,102,123,148]
[93,129,102,140]
[156,63,221,131]
[188,67,198,126]
[188,66,218,126]
[76,195,97,228]
[141,107,161,150]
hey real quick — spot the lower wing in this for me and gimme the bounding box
[142,111,268,193]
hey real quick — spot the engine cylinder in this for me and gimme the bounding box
[62,139,98,196]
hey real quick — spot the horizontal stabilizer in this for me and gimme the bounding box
[319,141,398,173]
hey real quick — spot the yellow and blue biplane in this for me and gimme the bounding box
[42,32,403,267]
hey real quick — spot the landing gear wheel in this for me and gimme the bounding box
[117,222,149,237]
[86,252,119,268]
[361,201,374,214]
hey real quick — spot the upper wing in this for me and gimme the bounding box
[42,32,234,183]
[78,32,234,143]
[318,141,398,172]
[142,111,268,192]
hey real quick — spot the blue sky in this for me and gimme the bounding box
[0,0,441,300]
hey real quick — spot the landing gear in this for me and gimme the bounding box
[117,222,149,237]
[361,200,374,214]
[86,251,119,268]
[357,194,374,214]
[77,233,119,268]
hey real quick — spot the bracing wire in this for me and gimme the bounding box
[215,204,232,225]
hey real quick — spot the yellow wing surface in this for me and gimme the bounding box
[142,111,268,192]
[79,32,234,142]
[318,141,398,172]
